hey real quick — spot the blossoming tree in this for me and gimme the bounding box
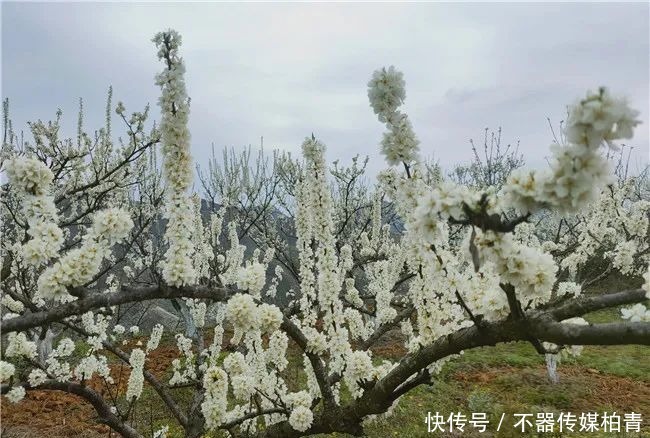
[1,30,649,438]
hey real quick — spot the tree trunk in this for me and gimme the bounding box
[545,353,560,384]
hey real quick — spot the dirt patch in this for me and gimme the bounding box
[1,390,110,437]
[0,334,231,437]
[0,342,179,437]
[370,342,408,360]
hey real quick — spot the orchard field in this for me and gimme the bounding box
[1,25,649,438]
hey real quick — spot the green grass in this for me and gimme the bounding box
[353,299,650,437]
[357,339,650,437]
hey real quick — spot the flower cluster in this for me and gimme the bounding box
[201,366,228,429]
[411,181,481,243]
[557,281,582,298]
[504,88,639,215]
[86,208,134,245]
[553,181,649,280]
[169,334,197,385]
[1,295,24,314]
[5,332,37,359]
[6,157,63,266]
[35,337,76,383]
[0,361,15,383]
[125,348,146,400]
[368,66,405,121]
[5,157,53,196]
[36,244,102,303]
[28,369,48,387]
[343,350,374,398]
[380,113,419,166]
[186,298,207,328]
[36,208,133,303]
[154,30,197,287]
[462,264,510,322]
[284,390,314,431]
[236,262,266,297]
[22,222,64,266]
[266,331,289,371]
[368,66,419,166]
[5,386,25,403]
[81,313,112,351]
[621,303,650,323]
[153,30,193,191]
[226,293,258,332]
[565,87,640,149]
[258,303,283,333]
[474,231,557,308]
[74,354,111,382]
[146,324,164,352]
[226,294,282,342]
[612,240,637,275]
[54,338,76,357]
[289,405,314,432]
[219,222,246,286]
[300,138,347,328]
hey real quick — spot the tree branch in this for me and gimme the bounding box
[546,288,646,321]
[1,285,229,333]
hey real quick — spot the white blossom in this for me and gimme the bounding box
[53,338,76,357]
[557,281,582,297]
[36,208,133,303]
[201,365,228,429]
[344,351,374,398]
[368,67,420,166]
[28,369,48,387]
[289,405,314,432]
[367,66,405,122]
[621,303,650,323]
[258,303,283,334]
[125,348,145,400]
[153,426,169,438]
[1,295,24,314]
[226,293,258,332]
[5,386,26,403]
[0,361,16,383]
[236,262,266,296]
[5,157,53,195]
[5,333,37,359]
[154,30,198,287]
[88,208,134,244]
[146,324,164,352]
[565,87,640,149]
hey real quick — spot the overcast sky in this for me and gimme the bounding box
[2,2,649,179]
